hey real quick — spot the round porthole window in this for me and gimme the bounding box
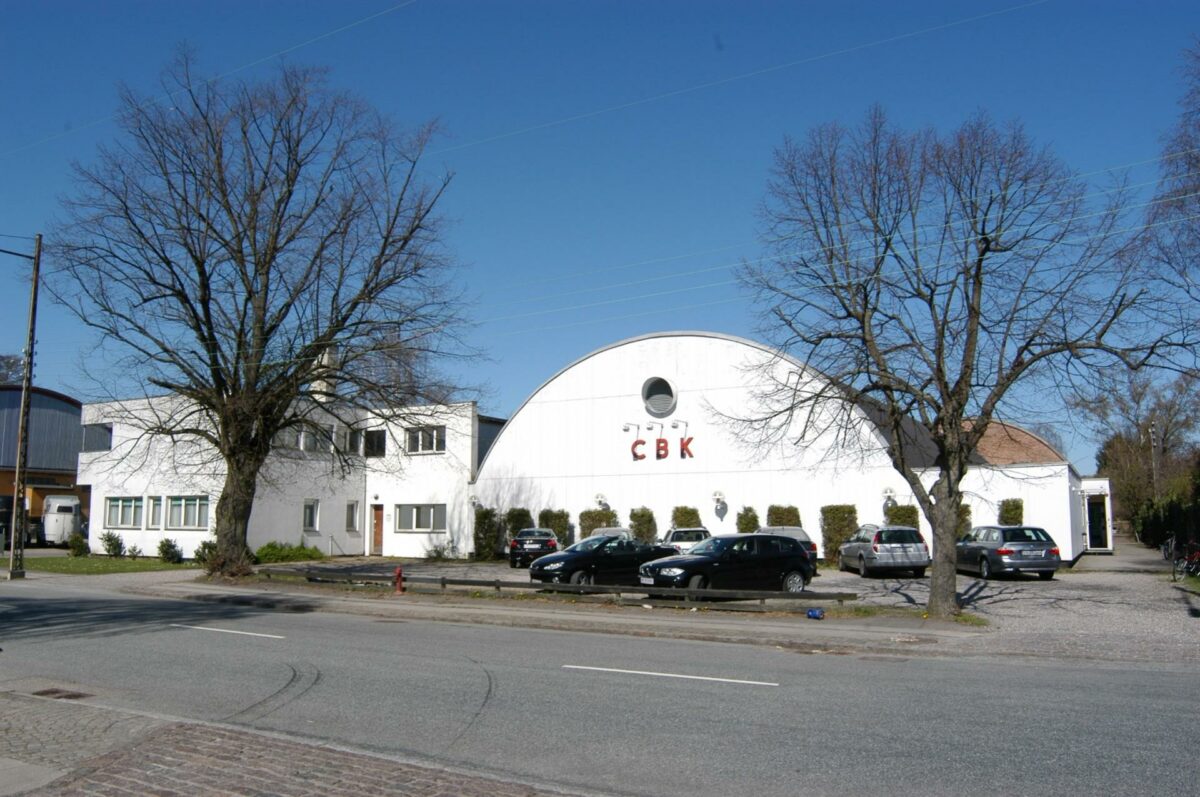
[642,377,676,418]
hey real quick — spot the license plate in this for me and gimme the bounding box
[1023,550,1044,558]
[639,576,654,585]
[524,543,538,548]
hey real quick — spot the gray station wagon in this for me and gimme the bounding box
[838,524,931,578]
[957,525,1061,580]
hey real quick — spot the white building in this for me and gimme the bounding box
[77,331,1112,562]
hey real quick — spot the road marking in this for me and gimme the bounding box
[563,665,777,686]
[169,624,285,639]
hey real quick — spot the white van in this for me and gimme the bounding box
[41,495,82,545]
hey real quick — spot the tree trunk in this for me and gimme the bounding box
[926,475,965,618]
[213,458,262,575]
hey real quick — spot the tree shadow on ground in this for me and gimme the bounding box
[0,593,316,643]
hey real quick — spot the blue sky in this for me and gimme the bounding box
[2,0,1197,473]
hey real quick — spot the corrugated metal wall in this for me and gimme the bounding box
[0,388,82,472]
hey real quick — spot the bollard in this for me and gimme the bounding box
[393,565,405,594]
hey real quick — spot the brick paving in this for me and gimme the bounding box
[1,693,582,797]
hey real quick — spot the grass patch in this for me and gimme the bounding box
[823,604,988,627]
[24,557,201,575]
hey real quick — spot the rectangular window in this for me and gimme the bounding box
[405,425,446,454]
[105,497,143,529]
[82,423,113,452]
[148,497,162,529]
[348,429,363,455]
[272,427,300,450]
[395,504,447,532]
[303,499,320,532]
[363,430,386,458]
[167,496,209,529]
[346,501,359,533]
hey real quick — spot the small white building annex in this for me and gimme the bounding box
[77,331,1112,562]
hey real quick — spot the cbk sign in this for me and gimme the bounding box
[630,436,694,461]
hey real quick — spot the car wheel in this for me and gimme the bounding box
[782,571,806,593]
[838,554,847,572]
[858,557,871,578]
[687,574,706,591]
[569,570,589,586]
[912,568,926,579]
[1038,571,1054,581]
[979,557,992,580]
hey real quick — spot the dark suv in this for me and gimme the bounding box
[638,533,814,592]
[509,528,560,568]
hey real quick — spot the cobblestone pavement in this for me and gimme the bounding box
[0,693,584,797]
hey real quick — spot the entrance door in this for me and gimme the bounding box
[372,504,384,555]
[1087,497,1109,549]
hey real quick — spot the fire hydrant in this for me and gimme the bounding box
[393,565,405,594]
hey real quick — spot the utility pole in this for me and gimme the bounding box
[1149,419,1160,502]
[3,233,41,579]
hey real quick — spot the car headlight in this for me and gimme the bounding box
[659,567,685,577]
[542,561,564,570]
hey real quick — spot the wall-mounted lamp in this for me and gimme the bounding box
[621,422,640,434]
[670,419,689,434]
[468,495,480,507]
[712,490,725,505]
[595,493,608,508]
[646,421,664,437]
[882,487,897,516]
[372,494,379,501]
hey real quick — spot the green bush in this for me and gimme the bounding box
[766,505,801,527]
[158,538,184,564]
[67,532,89,558]
[99,530,125,558]
[579,508,618,537]
[820,505,858,564]
[538,509,571,546]
[127,545,142,560]
[472,507,503,560]
[998,498,1024,526]
[193,539,218,566]
[885,504,920,527]
[504,507,535,540]
[629,507,657,543]
[671,506,702,528]
[736,506,759,534]
[958,503,973,538]
[253,541,326,563]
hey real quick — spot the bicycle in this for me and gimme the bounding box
[1171,542,1200,582]
[1161,533,1177,561]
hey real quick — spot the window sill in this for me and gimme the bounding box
[393,530,448,535]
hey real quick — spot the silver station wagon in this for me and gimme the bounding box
[838,524,931,578]
[957,525,1062,580]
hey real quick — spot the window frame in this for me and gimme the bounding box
[303,499,320,532]
[363,429,387,458]
[345,500,360,533]
[166,495,209,530]
[394,503,447,533]
[405,425,447,454]
[105,496,143,529]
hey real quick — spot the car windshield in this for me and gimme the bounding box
[671,530,708,542]
[565,535,615,552]
[1001,527,1054,543]
[877,528,921,544]
[687,537,734,556]
[516,530,553,539]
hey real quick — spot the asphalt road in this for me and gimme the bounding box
[0,578,1195,797]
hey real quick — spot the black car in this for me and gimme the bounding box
[508,528,560,568]
[638,533,814,592]
[529,534,675,586]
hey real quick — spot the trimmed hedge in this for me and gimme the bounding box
[885,504,920,527]
[766,505,801,527]
[254,541,326,563]
[736,506,759,534]
[504,507,535,539]
[473,507,503,560]
[538,509,572,547]
[998,498,1024,526]
[958,503,973,538]
[671,506,702,528]
[820,505,858,564]
[579,508,619,537]
[629,507,657,543]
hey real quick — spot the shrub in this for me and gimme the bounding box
[958,503,973,538]
[885,504,920,527]
[426,541,451,560]
[998,498,1024,526]
[158,538,184,564]
[736,506,759,534]
[671,506,702,528]
[504,507,535,540]
[67,532,89,558]
[254,541,326,563]
[99,530,125,558]
[538,509,571,546]
[629,507,657,543]
[820,505,858,564]
[193,539,218,566]
[472,507,503,560]
[766,505,801,527]
[127,545,142,560]
[579,508,618,537]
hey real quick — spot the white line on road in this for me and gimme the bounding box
[563,665,777,686]
[169,624,285,639]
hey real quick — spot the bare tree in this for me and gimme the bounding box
[50,54,470,573]
[0,354,21,384]
[741,107,1170,617]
